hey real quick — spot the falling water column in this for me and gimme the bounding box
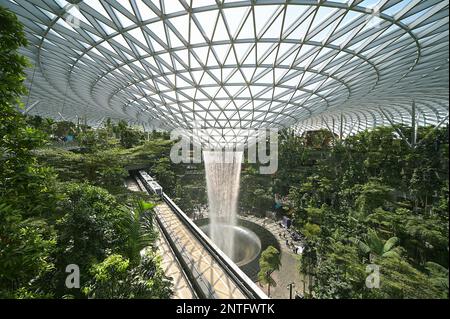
[203,150,243,261]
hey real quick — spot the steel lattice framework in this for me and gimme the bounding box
[2,0,449,145]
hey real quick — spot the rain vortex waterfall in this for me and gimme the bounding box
[203,151,243,261]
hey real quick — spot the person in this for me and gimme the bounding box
[295,291,304,299]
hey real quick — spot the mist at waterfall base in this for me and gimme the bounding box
[203,151,243,262]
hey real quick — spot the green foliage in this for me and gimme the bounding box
[174,183,205,216]
[151,157,177,195]
[0,5,54,212]
[285,125,449,299]
[302,129,335,149]
[355,181,393,214]
[77,129,114,151]
[257,246,281,296]
[35,148,128,191]
[102,119,145,149]
[0,204,56,298]
[51,183,133,295]
[240,166,273,215]
[352,229,401,262]
[0,6,28,106]
[52,121,77,139]
[0,6,59,298]
[313,242,365,299]
[0,8,170,299]
[25,115,55,136]
[49,183,163,298]
[82,252,172,299]
[121,200,158,266]
[303,222,321,240]
[425,262,449,298]
[373,257,441,299]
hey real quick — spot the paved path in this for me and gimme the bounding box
[239,214,308,299]
[154,223,196,299]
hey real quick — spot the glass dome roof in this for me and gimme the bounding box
[3,0,449,145]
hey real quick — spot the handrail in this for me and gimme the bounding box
[161,193,268,299]
[134,170,268,299]
[134,176,200,299]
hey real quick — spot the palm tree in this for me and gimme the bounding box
[257,246,282,297]
[353,229,400,262]
[122,200,158,265]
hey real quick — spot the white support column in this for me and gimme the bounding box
[23,100,40,114]
[379,107,412,148]
[415,113,449,148]
[411,100,417,147]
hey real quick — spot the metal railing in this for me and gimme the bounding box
[133,170,268,299]
[161,192,268,299]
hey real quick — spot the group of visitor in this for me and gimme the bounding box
[278,223,305,255]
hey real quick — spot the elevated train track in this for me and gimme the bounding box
[132,171,267,299]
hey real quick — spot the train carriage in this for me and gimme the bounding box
[136,170,163,196]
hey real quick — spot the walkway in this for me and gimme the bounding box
[155,203,246,298]
[239,214,308,299]
[127,176,253,299]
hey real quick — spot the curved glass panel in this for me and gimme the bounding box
[3,0,449,145]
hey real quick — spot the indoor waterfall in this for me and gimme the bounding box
[203,150,243,261]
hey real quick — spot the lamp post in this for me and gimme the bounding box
[287,282,295,299]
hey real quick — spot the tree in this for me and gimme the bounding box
[52,183,138,297]
[257,246,281,297]
[373,257,442,299]
[82,252,172,299]
[302,129,335,148]
[0,203,56,298]
[152,157,177,194]
[253,188,273,216]
[77,128,120,152]
[52,121,76,139]
[0,6,58,298]
[119,126,144,148]
[83,254,130,299]
[110,120,144,149]
[355,181,393,215]
[122,200,158,266]
[174,184,195,216]
[0,6,28,109]
[0,8,172,299]
[353,229,401,263]
[404,215,448,266]
[425,262,449,299]
[239,166,273,215]
[287,125,448,299]
[0,6,52,212]
[298,242,318,297]
[313,242,366,299]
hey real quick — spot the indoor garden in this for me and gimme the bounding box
[0,0,448,301]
